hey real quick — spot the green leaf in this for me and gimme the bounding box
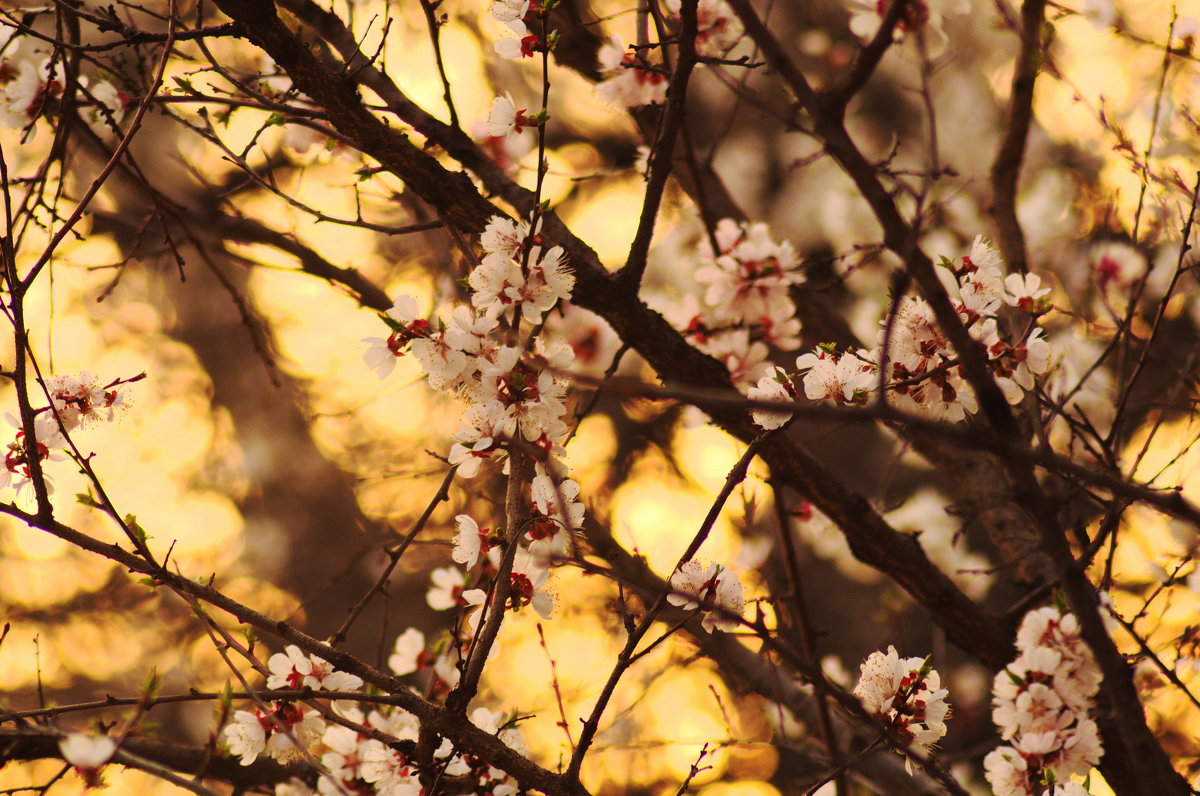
[141,667,162,701]
[125,514,150,544]
[75,491,102,509]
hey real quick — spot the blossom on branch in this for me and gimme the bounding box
[59,733,117,786]
[853,646,950,771]
[747,369,795,429]
[223,703,324,766]
[596,36,668,108]
[667,559,745,633]
[986,606,1105,795]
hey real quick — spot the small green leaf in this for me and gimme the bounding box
[76,491,102,509]
[141,667,162,701]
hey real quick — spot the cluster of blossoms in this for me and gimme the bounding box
[223,645,526,795]
[364,213,582,632]
[595,0,741,108]
[596,36,668,108]
[853,646,950,772]
[679,218,806,393]
[0,54,60,130]
[1,372,132,495]
[846,0,971,58]
[665,0,745,56]
[0,36,128,133]
[223,645,364,767]
[984,606,1104,795]
[666,559,745,633]
[749,236,1054,428]
[490,0,545,61]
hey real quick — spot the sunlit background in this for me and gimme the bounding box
[1,0,1199,793]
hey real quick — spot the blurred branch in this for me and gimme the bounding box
[0,502,587,795]
[0,728,303,791]
[616,0,701,290]
[989,0,1046,276]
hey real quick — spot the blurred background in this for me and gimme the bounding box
[1,0,1199,792]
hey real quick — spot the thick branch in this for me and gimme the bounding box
[211,0,497,233]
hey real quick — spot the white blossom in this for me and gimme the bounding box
[853,646,950,766]
[667,559,745,633]
[388,628,427,676]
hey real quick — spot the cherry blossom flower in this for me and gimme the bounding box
[487,92,532,139]
[427,566,468,610]
[853,646,950,768]
[667,559,745,632]
[517,244,574,321]
[1089,240,1145,291]
[480,215,539,262]
[445,304,500,354]
[224,702,324,765]
[469,254,524,318]
[510,546,555,619]
[845,0,969,58]
[795,347,876,403]
[696,219,804,326]
[431,644,463,687]
[362,295,430,379]
[266,644,364,693]
[276,778,317,796]
[491,0,529,24]
[83,78,128,129]
[530,473,584,537]
[490,0,538,58]
[0,412,65,497]
[360,741,421,794]
[452,513,495,568]
[46,372,126,431]
[388,628,428,676]
[479,346,569,441]
[747,370,795,429]
[596,36,667,107]
[665,0,744,55]
[410,331,469,391]
[448,431,499,478]
[0,57,61,131]
[319,719,370,793]
[59,733,117,786]
[986,606,1104,794]
[224,711,267,765]
[700,329,771,388]
[1004,272,1051,312]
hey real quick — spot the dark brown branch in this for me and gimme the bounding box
[724,0,1017,438]
[616,0,702,290]
[211,0,497,233]
[989,0,1046,276]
